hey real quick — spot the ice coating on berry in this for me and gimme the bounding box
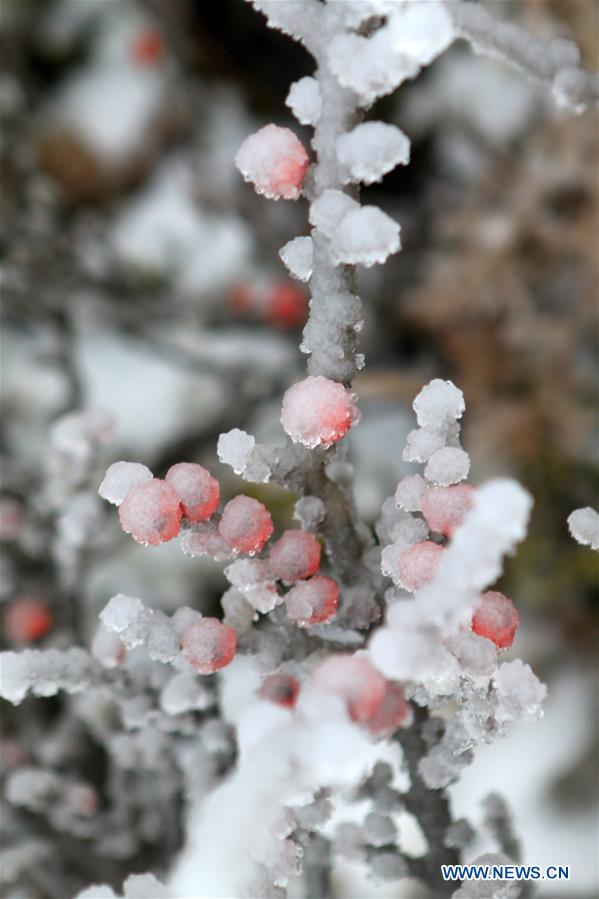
[181,618,237,675]
[366,682,412,736]
[118,479,182,545]
[472,591,520,649]
[281,375,359,449]
[218,495,274,555]
[266,282,307,329]
[4,598,53,644]
[421,484,476,536]
[284,576,339,627]
[312,654,386,723]
[165,462,220,524]
[398,541,444,591]
[258,673,300,708]
[99,461,153,506]
[235,124,308,200]
[268,530,321,583]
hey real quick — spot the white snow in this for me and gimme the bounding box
[336,122,410,185]
[98,461,153,506]
[279,235,313,281]
[285,76,321,125]
[567,506,599,550]
[331,206,401,267]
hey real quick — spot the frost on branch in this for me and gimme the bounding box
[235,124,308,200]
[0,648,98,705]
[281,375,359,449]
[567,506,599,550]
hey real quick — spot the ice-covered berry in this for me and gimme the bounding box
[218,495,274,555]
[265,282,307,329]
[4,598,53,644]
[258,672,300,708]
[285,576,339,627]
[181,618,237,675]
[472,591,520,650]
[118,479,182,546]
[99,461,153,506]
[281,375,359,449]
[235,124,309,201]
[398,540,444,591]
[420,485,476,536]
[165,463,220,524]
[365,682,412,736]
[312,654,386,723]
[131,30,165,66]
[268,530,321,583]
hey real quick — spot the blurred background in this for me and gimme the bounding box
[0,1,597,897]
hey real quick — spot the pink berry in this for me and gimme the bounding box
[398,540,444,591]
[218,495,274,555]
[268,530,321,583]
[181,618,237,675]
[472,591,520,649]
[235,124,309,201]
[165,463,220,524]
[4,598,53,644]
[266,282,307,330]
[366,682,412,736]
[420,485,476,536]
[281,375,359,449]
[312,655,386,723]
[284,575,339,627]
[118,478,182,546]
[258,673,300,708]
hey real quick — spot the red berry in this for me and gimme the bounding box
[366,682,412,736]
[4,598,53,644]
[118,478,182,546]
[131,30,165,66]
[281,375,359,449]
[165,463,220,524]
[398,540,444,591]
[258,673,300,708]
[420,485,476,536]
[268,530,321,583]
[472,590,520,649]
[312,654,386,723]
[265,282,307,330]
[218,495,274,555]
[228,282,255,314]
[284,575,339,627]
[181,618,237,675]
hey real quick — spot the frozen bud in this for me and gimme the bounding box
[118,479,182,545]
[493,660,547,725]
[424,447,470,486]
[403,427,446,464]
[331,206,400,267]
[395,474,426,512]
[366,681,412,736]
[279,237,313,282]
[266,282,308,329]
[268,530,321,583]
[309,189,360,238]
[99,594,144,634]
[472,591,520,650]
[421,484,476,536]
[285,576,339,627]
[98,461,153,506]
[181,618,237,675]
[235,124,308,200]
[91,625,125,669]
[165,463,220,523]
[4,598,52,644]
[567,507,599,550]
[312,654,386,723]
[258,672,300,708]
[281,375,359,449]
[336,122,410,185]
[286,76,321,125]
[398,541,444,591]
[218,495,274,555]
[363,811,397,847]
[413,379,465,429]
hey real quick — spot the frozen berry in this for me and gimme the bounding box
[218,495,274,555]
[4,598,53,644]
[268,530,321,583]
[165,463,220,524]
[236,124,309,200]
[258,672,300,708]
[281,375,359,449]
[285,575,339,627]
[131,30,165,66]
[266,282,307,329]
[118,478,182,546]
[398,540,444,591]
[421,484,476,536]
[181,618,237,675]
[472,591,520,650]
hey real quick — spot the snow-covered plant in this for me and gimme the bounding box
[2,2,596,898]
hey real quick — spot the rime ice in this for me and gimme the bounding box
[165,462,220,523]
[218,495,274,555]
[118,478,182,545]
[235,124,308,200]
[472,591,520,649]
[284,575,339,627]
[99,461,153,506]
[281,375,359,449]
[181,618,237,675]
[268,529,321,583]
